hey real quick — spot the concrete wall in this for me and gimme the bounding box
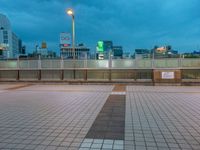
[153,69,181,85]
[0,69,200,85]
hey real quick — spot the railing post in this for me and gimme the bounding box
[84,69,87,81]
[135,58,137,68]
[28,60,30,69]
[152,69,155,86]
[61,57,64,80]
[152,58,155,68]
[17,57,20,80]
[179,55,182,68]
[17,57,20,69]
[73,60,76,80]
[38,56,41,80]
[84,52,87,68]
[83,53,88,81]
[61,57,64,69]
[109,51,112,81]
[38,55,41,69]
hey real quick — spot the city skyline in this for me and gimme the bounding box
[1,0,200,54]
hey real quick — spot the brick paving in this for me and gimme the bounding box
[0,84,200,150]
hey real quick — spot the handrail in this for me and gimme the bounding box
[0,59,200,69]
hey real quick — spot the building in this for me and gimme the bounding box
[152,45,178,58]
[0,13,22,58]
[135,49,150,59]
[113,46,123,59]
[183,50,200,58]
[28,42,57,58]
[36,41,48,56]
[96,41,113,59]
[59,32,90,59]
[0,13,11,30]
[123,52,131,59]
[18,39,26,55]
[61,45,90,59]
[96,41,125,59]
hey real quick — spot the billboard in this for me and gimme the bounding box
[97,41,104,52]
[156,46,167,53]
[60,32,71,47]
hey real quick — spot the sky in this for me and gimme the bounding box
[1,0,200,54]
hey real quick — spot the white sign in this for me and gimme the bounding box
[162,72,175,79]
[60,32,71,46]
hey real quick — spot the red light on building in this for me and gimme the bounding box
[64,44,70,47]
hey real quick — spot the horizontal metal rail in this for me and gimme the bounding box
[0,59,200,70]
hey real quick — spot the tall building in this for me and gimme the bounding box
[96,41,113,59]
[96,41,124,59]
[0,14,11,30]
[0,13,22,58]
[113,46,123,59]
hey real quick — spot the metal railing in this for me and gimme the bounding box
[0,58,200,70]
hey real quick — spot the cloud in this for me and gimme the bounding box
[1,0,200,53]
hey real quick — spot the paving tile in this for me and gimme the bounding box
[91,143,102,149]
[56,147,68,150]
[93,139,104,144]
[1,85,200,150]
[113,144,124,149]
[45,145,57,150]
[102,144,113,149]
[80,142,92,148]
[126,86,200,150]
[103,140,114,144]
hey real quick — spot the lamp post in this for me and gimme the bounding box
[66,8,76,79]
[66,8,75,60]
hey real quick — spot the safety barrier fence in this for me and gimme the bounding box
[0,59,200,84]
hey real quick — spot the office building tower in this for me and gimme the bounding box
[0,13,22,58]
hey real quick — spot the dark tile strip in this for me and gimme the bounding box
[113,84,126,92]
[86,94,126,140]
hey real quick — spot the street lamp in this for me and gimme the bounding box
[66,8,75,60]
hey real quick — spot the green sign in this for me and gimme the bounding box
[97,41,104,52]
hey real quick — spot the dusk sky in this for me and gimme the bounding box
[1,0,200,54]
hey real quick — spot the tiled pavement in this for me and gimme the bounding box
[126,86,200,150]
[0,84,200,150]
[0,84,113,150]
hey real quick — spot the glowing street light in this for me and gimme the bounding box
[67,9,74,16]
